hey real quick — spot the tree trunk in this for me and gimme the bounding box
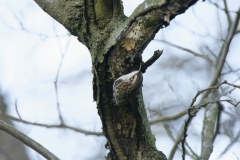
[33,0,199,159]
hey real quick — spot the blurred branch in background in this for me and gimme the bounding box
[0,93,30,160]
[1,0,103,158]
[150,109,198,159]
[0,119,60,160]
[149,110,188,125]
[154,39,213,64]
[150,2,240,160]
[53,20,71,125]
[182,81,240,159]
[1,0,240,159]
[219,113,240,159]
[1,113,103,136]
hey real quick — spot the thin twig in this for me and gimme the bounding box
[188,81,226,111]
[171,10,240,156]
[53,22,71,124]
[180,9,239,160]
[150,110,196,159]
[181,81,240,160]
[218,130,240,159]
[154,39,212,64]
[169,125,184,160]
[141,50,163,73]
[205,45,217,59]
[202,7,240,100]
[209,0,238,13]
[222,68,240,75]
[223,0,231,27]
[150,110,187,125]
[0,120,60,160]
[3,114,103,136]
[185,141,199,159]
[15,99,22,120]
[154,111,175,141]
[233,152,240,160]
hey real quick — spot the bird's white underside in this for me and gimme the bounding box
[115,71,138,82]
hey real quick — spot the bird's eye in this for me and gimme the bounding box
[130,78,133,81]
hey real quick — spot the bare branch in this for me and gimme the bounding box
[205,7,240,95]
[151,110,197,159]
[209,0,238,13]
[223,0,232,27]
[141,50,163,73]
[169,124,184,160]
[185,141,199,159]
[3,114,103,136]
[205,45,217,59]
[188,81,226,110]
[53,29,71,123]
[170,10,240,157]
[15,99,22,120]
[181,81,240,160]
[153,111,175,141]
[0,120,60,160]
[54,33,71,124]
[150,110,187,125]
[198,103,218,160]
[225,81,240,89]
[218,130,240,159]
[233,152,240,160]
[222,68,240,75]
[154,39,212,64]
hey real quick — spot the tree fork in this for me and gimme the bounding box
[33,0,199,159]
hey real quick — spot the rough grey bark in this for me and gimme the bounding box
[33,0,199,159]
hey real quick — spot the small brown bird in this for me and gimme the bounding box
[113,65,143,105]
